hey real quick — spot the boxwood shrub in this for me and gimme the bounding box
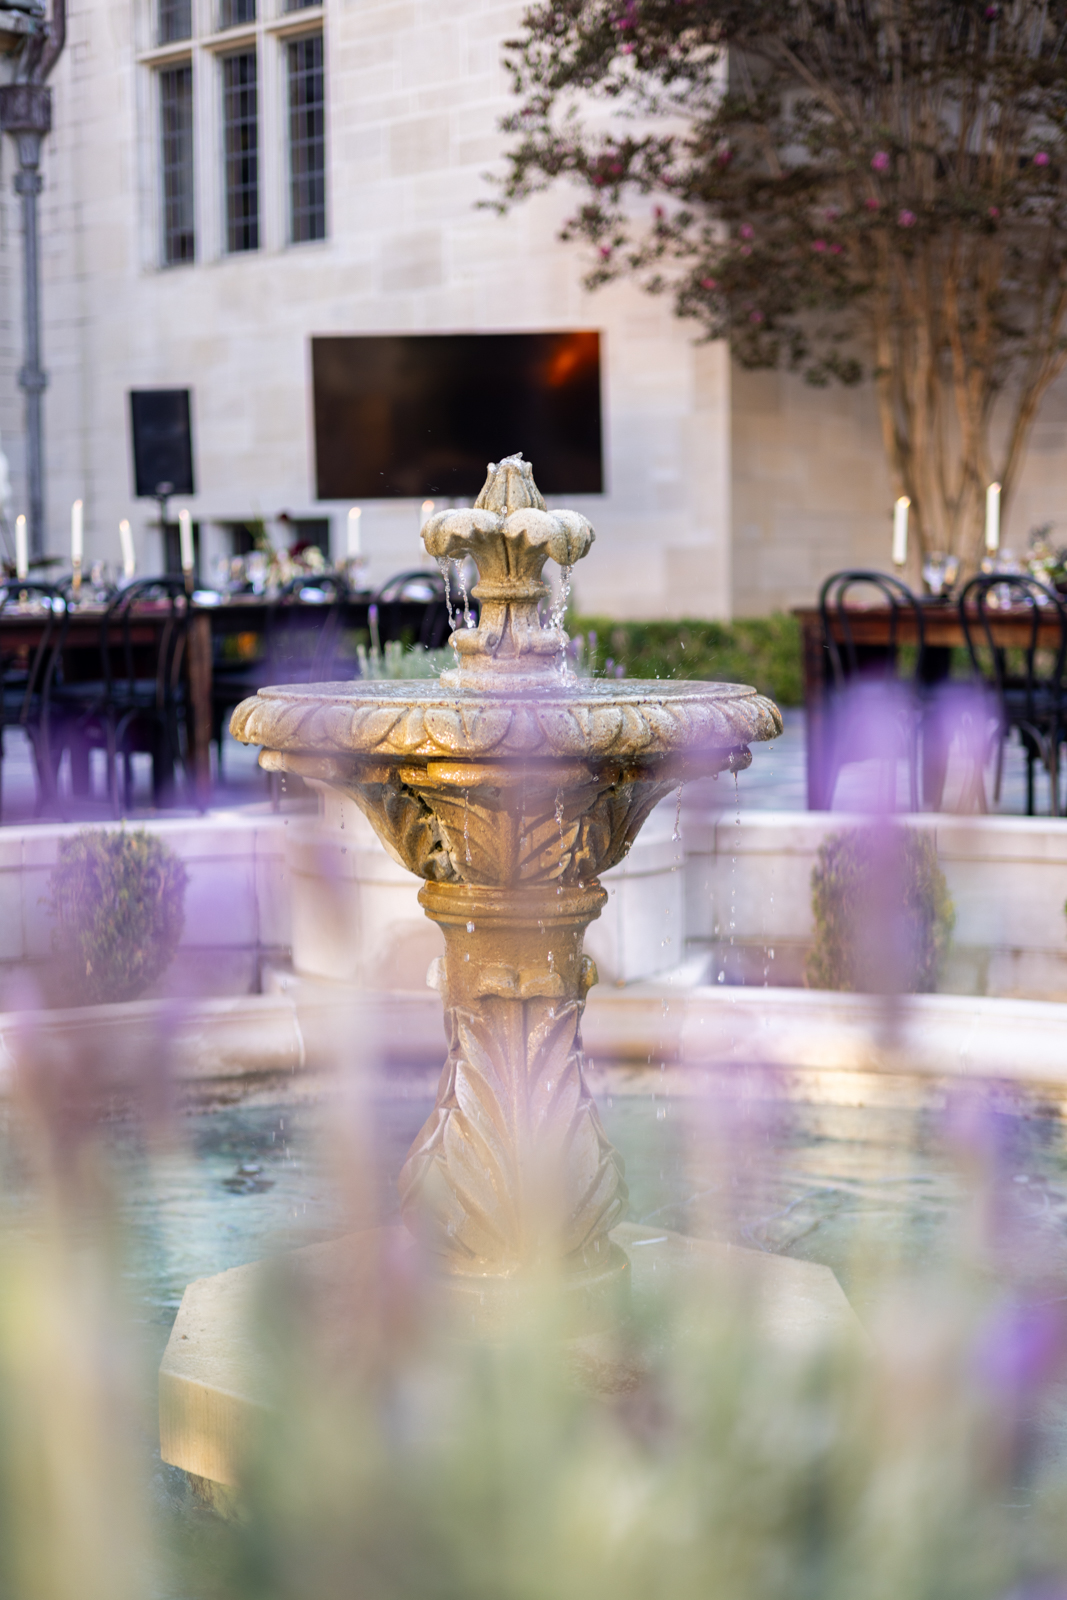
[806,825,954,994]
[45,828,188,1005]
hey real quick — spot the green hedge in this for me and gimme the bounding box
[568,613,803,706]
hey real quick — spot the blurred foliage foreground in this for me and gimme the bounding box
[569,614,803,707]
[3,1074,1067,1600]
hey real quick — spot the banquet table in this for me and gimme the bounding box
[1,589,447,805]
[793,602,1067,810]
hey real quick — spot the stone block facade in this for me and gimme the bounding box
[0,0,1060,614]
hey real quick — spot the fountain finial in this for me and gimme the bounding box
[423,454,593,693]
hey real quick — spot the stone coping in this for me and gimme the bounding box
[0,982,1064,1097]
[684,806,1067,861]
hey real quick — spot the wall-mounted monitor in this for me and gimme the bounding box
[311,331,603,499]
[129,388,195,498]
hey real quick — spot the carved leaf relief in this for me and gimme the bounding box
[398,996,626,1270]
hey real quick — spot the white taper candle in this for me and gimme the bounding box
[71,499,83,565]
[119,518,135,579]
[347,506,362,559]
[15,514,28,581]
[892,496,909,566]
[178,508,194,574]
[985,482,1001,554]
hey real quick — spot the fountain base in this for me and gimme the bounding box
[432,1238,631,1339]
[159,1224,862,1513]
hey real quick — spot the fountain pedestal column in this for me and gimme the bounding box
[403,876,629,1320]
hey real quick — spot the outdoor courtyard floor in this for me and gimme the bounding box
[0,705,1049,824]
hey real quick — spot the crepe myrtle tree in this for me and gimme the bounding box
[492,0,1067,567]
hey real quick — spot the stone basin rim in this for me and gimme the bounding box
[230,678,783,764]
[240,677,776,706]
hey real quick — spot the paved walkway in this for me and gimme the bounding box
[717,708,1048,817]
[0,705,1054,825]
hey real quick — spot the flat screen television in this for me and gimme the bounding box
[311,331,603,499]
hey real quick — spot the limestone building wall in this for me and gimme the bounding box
[4,0,1066,618]
[17,0,730,617]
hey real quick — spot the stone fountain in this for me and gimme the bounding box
[158,458,869,1506]
[228,454,781,1325]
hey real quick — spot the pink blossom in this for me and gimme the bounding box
[621,41,634,51]
[700,277,717,289]
[653,205,665,220]
[598,245,612,258]
[871,150,891,172]
[739,223,754,239]
[830,242,843,254]
[988,205,1001,219]
[1034,151,1051,167]
[811,238,827,253]
[898,208,917,227]
[865,197,881,211]
[985,4,998,16]
[749,309,764,323]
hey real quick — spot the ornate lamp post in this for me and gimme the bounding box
[0,0,66,560]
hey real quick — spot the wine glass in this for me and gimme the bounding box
[921,550,960,598]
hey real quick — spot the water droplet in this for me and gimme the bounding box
[466,920,475,933]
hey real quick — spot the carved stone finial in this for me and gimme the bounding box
[423,454,593,693]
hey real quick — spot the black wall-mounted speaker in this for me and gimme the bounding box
[129,389,195,499]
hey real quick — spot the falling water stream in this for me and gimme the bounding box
[435,557,461,666]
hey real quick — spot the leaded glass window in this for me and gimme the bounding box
[287,34,325,244]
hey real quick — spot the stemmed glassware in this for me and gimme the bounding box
[921,550,960,599]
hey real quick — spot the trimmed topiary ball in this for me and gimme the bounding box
[46,828,188,1005]
[806,825,954,994]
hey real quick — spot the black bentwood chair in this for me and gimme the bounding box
[817,569,927,812]
[0,580,63,816]
[958,572,1067,816]
[211,571,354,775]
[266,571,352,684]
[371,568,454,653]
[53,576,192,815]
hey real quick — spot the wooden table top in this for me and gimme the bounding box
[793,603,1065,647]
